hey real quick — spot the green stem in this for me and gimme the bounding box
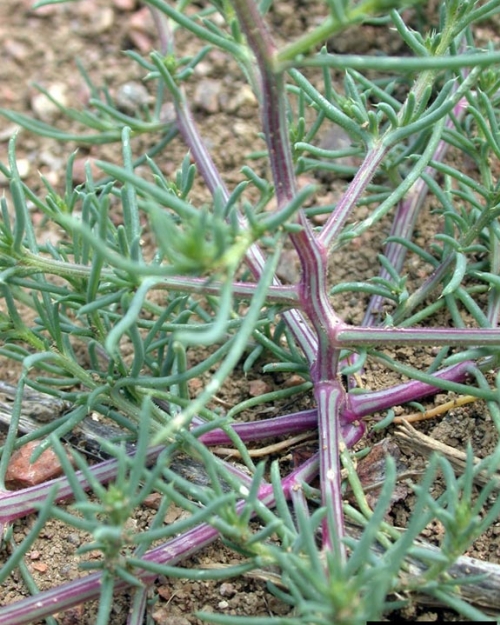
[290,50,500,72]
[336,325,500,348]
[276,0,391,67]
[2,250,298,305]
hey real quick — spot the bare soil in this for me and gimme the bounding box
[0,1,499,623]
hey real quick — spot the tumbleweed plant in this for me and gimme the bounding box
[1,0,500,622]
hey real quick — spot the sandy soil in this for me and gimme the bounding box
[0,1,499,623]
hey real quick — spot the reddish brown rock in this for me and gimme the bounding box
[5,440,69,490]
[248,379,271,397]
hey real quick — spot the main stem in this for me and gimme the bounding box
[231,0,349,552]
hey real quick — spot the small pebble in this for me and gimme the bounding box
[226,84,257,115]
[72,156,100,184]
[248,379,271,397]
[156,584,171,600]
[194,79,222,114]
[31,83,68,122]
[160,102,176,125]
[32,561,48,573]
[276,249,300,284]
[143,492,163,509]
[95,7,115,33]
[4,39,29,63]
[284,374,307,388]
[219,582,236,597]
[151,612,190,625]
[0,158,30,186]
[233,121,253,138]
[128,7,155,53]
[115,81,151,114]
[66,533,81,546]
[112,0,137,10]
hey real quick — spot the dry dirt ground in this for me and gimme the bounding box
[0,1,499,624]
